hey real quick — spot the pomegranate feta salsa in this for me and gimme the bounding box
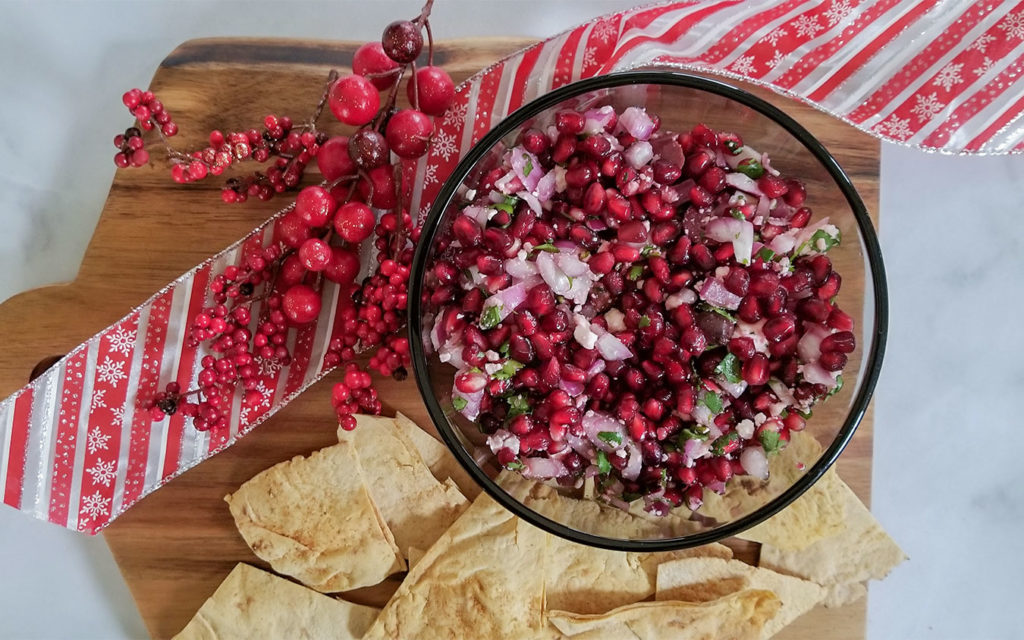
[427,105,855,515]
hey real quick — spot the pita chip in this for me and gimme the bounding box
[224,442,404,593]
[339,414,469,556]
[172,563,379,640]
[546,589,781,640]
[758,471,906,607]
[656,557,825,638]
[362,493,548,640]
[392,411,480,499]
[544,534,733,615]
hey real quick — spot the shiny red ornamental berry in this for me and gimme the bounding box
[385,109,433,158]
[282,284,321,325]
[273,213,312,248]
[381,20,423,64]
[328,75,380,126]
[335,202,376,243]
[353,41,401,90]
[356,165,398,209]
[324,247,361,283]
[316,136,355,181]
[348,129,389,170]
[279,255,306,287]
[294,185,337,227]
[407,66,455,116]
[299,238,332,271]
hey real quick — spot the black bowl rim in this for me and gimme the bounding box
[408,70,888,551]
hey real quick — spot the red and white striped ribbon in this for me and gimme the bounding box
[2,0,1021,534]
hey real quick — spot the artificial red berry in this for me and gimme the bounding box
[316,136,355,181]
[294,185,337,227]
[385,109,433,158]
[335,202,376,243]
[282,284,322,325]
[299,238,332,271]
[356,165,397,209]
[324,247,361,283]
[348,129,389,170]
[381,20,423,64]
[407,66,455,116]
[328,75,380,126]
[352,41,401,90]
[273,212,312,248]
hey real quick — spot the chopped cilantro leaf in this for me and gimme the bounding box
[678,426,710,446]
[711,431,739,456]
[756,247,776,262]
[505,459,525,471]
[506,394,531,418]
[499,341,510,357]
[724,140,742,154]
[827,375,844,398]
[701,391,723,414]
[452,396,468,411]
[596,450,612,474]
[493,202,514,215]
[532,243,559,253]
[627,265,645,280]
[640,245,660,258]
[696,302,737,323]
[714,353,742,384]
[736,158,765,179]
[638,315,651,328]
[597,431,623,446]
[730,208,746,220]
[492,359,524,381]
[797,229,841,255]
[522,154,533,177]
[479,305,502,330]
[759,429,783,453]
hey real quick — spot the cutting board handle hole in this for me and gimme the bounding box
[30,355,64,383]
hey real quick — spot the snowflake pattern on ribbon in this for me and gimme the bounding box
[106,326,136,356]
[970,33,995,53]
[876,115,913,140]
[432,130,458,161]
[760,27,788,46]
[824,0,854,27]
[89,389,107,412]
[973,57,995,77]
[422,163,438,186]
[442,101,468,127]
[730,55,757,75]
[998,11,1024,39]
[86,427,111,454]
[794,14,823,38]
[86,459,117,487]
[80,491,110,520]
[933,62,964,92]
[592,18,618,43]
[911,93,944,121]
[96,357,126,385]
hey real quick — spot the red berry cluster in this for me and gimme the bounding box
[122,88,178,136]
[142,0,452,431]
[113,127,149,168]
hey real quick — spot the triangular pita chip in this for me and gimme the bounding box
[738,468,847,551]
[224,442,404,593]
[172,563,379,640]
[338,414,469,556]
[656,557,825,638]
[758,472,906,607]
[546,589,781,640]
[362,493,548,639]
[392,411,481,499]
[544,535,733,615]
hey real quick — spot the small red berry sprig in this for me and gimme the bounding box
[131,0,454,433]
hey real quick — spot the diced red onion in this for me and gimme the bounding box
[699,277,743,310]
[581,411,628,452]
[558,378,585,396]
[504,256,538,279]
[555,251,593,278]
[724,172,763,196]
[802,361,839,388]
[482,281,529,322]
[692,403,713,427]
[619,107,655,141]
[517,189,542,215]
[494,169,522,194]
[797,323,829,363]
[535,170,556,202]
[769,231,798,255]
[583,106,616,134]
[719,378,748,399]
[740,446,769,479]
[510,146,542,192]
[756,195,771,220]
[596,332,632,361]
[453,386,484,421]
[521,456,568,479]
[705,479,727,495]
[706,217,755,266]
[536,251,570,294]
[437,338,466,369]
[587,358,607,377]
[606,496,631,511]
[652,133,685,167]
[768,379,796,407]
[462,205,493,228]
[624,141,654,169]
[573,314,599,350]
[761,151,780,176]
[622,443,642,481]
[724,144,760,170]
[485,429,519,455]
[683,437,711,466]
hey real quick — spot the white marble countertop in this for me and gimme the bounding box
[1,1,1022,638]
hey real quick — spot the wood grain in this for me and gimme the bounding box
[0,38,879,639]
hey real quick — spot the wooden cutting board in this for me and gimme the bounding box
[0,38,878,639]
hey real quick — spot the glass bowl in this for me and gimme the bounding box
[408,71,887,551]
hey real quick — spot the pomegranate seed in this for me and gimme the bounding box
[617,221,649,244]
[742,353,769,386]
[526,285,556,316]
[827,307,854,331]
[516,310,539,336]
[684,485,704,510]
[738,296,761,323]
[555,110,586,134]
[769,334,798,358]
[652,159,681,184]
[672,304,694,328]
[763,315,796,343]
[757,174,788,198]
[531,333,554,359]
[711,456,733,481]
[783,413,806,432]
[817,272,842,300]
[806,255,833,285]
[820,330,856,353]
[728,336,756,360]
[583,182,606,214]
[586,373,610,398]
[819,350,848,371]
[515,368,540,388]
[588,251,616,275]
[724,268,750,296]
[651,221,681,246]
[541,358,561,387]
[565,164,595,188]
[580,134,611,158]
[685,149,712,176]
[797,298,831,323]
[520,128,549,154]
[689,184,714,207]
[675,466,697,485]
[782,179,806,206]
[749,271,780,298]
[612,243,641,263]
[509,334,535,362]
[455,371,486,393]
[790,207,812,228]
[698,166,726,193]
[520,430,551,454]
[681,326,707,355]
